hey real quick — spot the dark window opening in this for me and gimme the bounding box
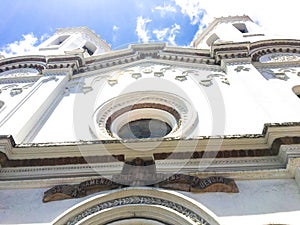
[118,118,172,139]
[82,42,97,56]
[233,23,248,33]
[82,46,94,56]
[49,35,70,46]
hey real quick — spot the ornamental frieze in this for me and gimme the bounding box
[66,195,211,225]
[103,63,229,87]
[43,174,238,203]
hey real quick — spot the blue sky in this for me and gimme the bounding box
[0,0,299,56]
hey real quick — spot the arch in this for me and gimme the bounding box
[52,187,220,225]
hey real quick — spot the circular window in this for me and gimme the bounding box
[93,91,198,140]
[118,118,172,139]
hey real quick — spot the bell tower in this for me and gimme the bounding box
[192,15,267,49]
[38,27,111,56]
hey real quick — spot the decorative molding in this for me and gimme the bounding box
[0,124,300,184]
[0,68,39,79]
[175,75,187,81]
[79,44,215,75]
[36,158,236,201]
[182,70,229,87]
[102,63,227,88]
[42,158,238,207]
[250,40,300,63]
[260,53,300,63]
[9,82,35,96]
[65,195,211,225]
[0,68,41,84]
[93,91,198,140]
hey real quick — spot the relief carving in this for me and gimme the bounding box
[66,195,211,225]
[0,82,35,97]
[104,64,229,87]
[43,158,238,203]
[234,66,250,72]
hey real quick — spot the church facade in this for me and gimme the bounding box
[0,16,300,225]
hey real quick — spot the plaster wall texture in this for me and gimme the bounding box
[28,62,300,143]
[0,179,299,224]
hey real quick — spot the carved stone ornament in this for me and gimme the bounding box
[66,195,211,225]
[43,158,238,204]
[0,82,35,97]
[105,63,228,88]
[43,175,238,203]
[43,177,120,203]
[234,65,250,72]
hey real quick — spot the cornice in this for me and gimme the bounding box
[1,39,300,78]
[0,54,85,77]
[250,39,300,61]
[0,149,299,188]
[76,44,215,76]
[211,39,300,65]
[0,123,300,170]
[0,55,46,73]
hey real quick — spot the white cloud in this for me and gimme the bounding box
[173,0,205,25]
[40,33,50,42]
[153,28,169,41]
[173,0,300,38]
[168,24,181,45]
[153,24,181,46]
[113,25,119,32]
[0,33,38,57]
[153,3,177,17]
[136,16,152,43]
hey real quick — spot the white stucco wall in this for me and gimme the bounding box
[28,61,300,143]
[0,179,299,224]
